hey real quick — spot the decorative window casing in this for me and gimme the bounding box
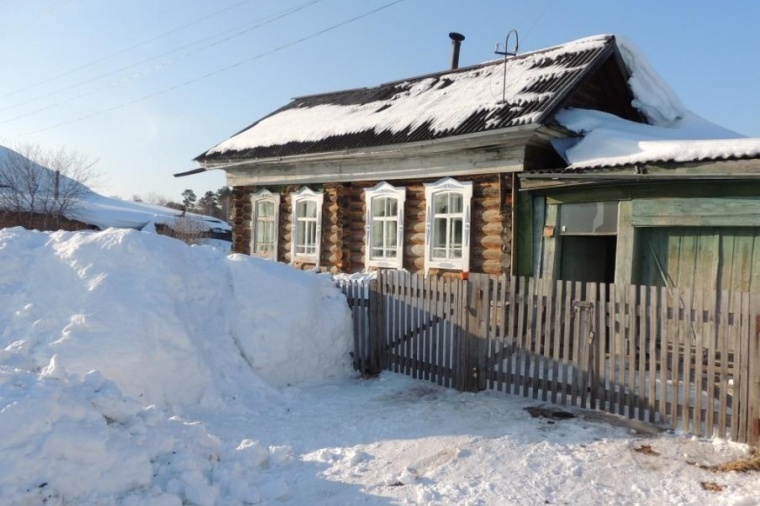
[364,182,405,269]
[250,189,280,260]
[290,187,323,266]
[424,178,473,275]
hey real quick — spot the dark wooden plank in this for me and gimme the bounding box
[738,291,751,443]
[749,294,760,445]
[705,286,717,438]
[729,291,741,441]
[514,276,526,396]
[718,289,730,438]
[496,274,509,392]
[627,284,637,419]
[617,285,628,417]
[434,276,444,385]
[570,281,583,407]
[550,279,563,405]
[505,276,517,394]
[646,285,657,424]
[693,288,705,436]
[595,282,606,411]
[657,286,668,425]
[607,283,618,415]
[423,275,432,382]
[533,277,546,400]
[670,287,682,431]
[681,288,693,432]
[637,285,647,421]
[561,280,573,406]
[486,276,499,390]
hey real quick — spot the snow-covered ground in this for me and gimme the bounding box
[0,228,758,505]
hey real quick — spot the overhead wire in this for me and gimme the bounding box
[10,0,409,139]
[0,0,325,117]
[0,0,260,101]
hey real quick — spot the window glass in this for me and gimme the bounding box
[423,178,472,275]
[369,196,400,260]
[364,184,405,268]
[449,193,463,213]
[257,200,273,218]
[431,192,466,260]
[433,193,448,214]
[252,194,278,258]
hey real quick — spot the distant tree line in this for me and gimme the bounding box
[132,187,232,223]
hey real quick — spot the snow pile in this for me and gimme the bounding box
[0,227,352,504]
[0,365,294,505]
[555,37,760,168]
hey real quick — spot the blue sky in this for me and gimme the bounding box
[0,0,758,202]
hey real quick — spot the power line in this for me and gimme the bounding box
[0,0,259,101]
[10,0,409,139]
[0,0,324,116]
[0,0,325,123]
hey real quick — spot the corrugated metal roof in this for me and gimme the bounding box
[197,35,617,163]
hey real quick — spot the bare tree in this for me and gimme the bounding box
[0,144,99,229]
[168,213,208,246]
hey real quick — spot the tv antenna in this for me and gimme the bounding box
[494,29,519,103]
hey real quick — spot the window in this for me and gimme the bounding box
[364,182,405,269]
[251,189,280,259]
[290,187,323,265]
[424,178,472,275]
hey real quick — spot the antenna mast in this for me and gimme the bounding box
[494,29,519,104]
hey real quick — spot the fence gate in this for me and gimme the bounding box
[339,272,760,444]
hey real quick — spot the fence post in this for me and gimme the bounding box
[366,275,383,376]
[461,274,489,392]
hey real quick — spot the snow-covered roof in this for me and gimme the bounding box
[197,35,619,162]
[555,108,760,169]
[553,36,760,170]
[0,145,230,233]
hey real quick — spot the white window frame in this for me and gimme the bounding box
[424,177,473,276]
[290,187,323,266]
[250,189,280,260]
[364,182,405,269]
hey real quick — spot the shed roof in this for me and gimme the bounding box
[554,108,760,171]
[196,35,620,163]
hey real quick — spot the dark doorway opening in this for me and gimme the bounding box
[559,236,616,283]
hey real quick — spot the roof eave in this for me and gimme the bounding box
[196,123,540,172]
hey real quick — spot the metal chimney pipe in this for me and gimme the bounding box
[449,32,465,69]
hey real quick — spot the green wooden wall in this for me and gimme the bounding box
[636,226,760,293]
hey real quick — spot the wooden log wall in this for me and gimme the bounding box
[230,186,253,255]
[229,174,513,275]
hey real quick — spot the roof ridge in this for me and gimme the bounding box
[291,34,616,102]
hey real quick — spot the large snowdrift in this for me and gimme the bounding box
[0,228,352,504]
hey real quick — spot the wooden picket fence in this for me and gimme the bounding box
[337,272,760,444]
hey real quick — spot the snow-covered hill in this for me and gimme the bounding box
[0,145,230,234]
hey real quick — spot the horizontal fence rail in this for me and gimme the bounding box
[338,272,760,445]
